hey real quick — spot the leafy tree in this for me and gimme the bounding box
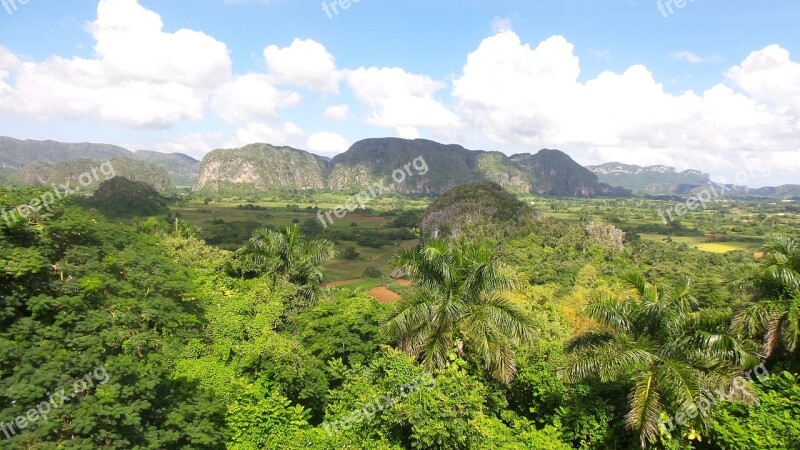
[733,234,800,360]
[563,274,758,448]
[705,371,800,449]
[342,246,360,260]
[286,292,391,368]
[0,188,226,448]
[384,238,533,384]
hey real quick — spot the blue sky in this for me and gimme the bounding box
[0,0,798,186]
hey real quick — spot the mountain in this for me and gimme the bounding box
[511,150,629,197]
[587,162,710,195]
[748,185,800,198]
[10,157,173,191]
[193,143,328,192]
[195,138,627,197]
[0,136,198,187]
[0,136,130,170]
[134,150,200,186]
[328,138,488,194]
[703,184,800,200]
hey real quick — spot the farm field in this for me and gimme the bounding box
[169,194,799,282]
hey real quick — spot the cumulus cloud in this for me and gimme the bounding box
[726,44,800,116]
[212,74,301,123]
[346,67,461,138]
[147,132,227,159]
[452,30,800,178]
[264,39,341,92]
[0,0,233,128]
[226,122,305,149]
[307,132,351,155]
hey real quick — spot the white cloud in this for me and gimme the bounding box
[0,0,232,128]
[226,122,305,149]
[307,132,351,155]
[452,31,800,180]
[264,39,341,92]
[146,132,226,159]
[323,104,350,121]
[346,67,461,138]
[726,44,800,116]
[212,74,301,123]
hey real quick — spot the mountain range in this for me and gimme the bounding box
[587,162,711,195]
[193,138,629,197]
[0,136,200,188]
[0,135,796,199]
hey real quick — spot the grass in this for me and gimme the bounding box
[322,239,418,282]
[171,200,422,282]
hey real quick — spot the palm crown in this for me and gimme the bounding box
[383,238,533,384]
[564,274,757,448]
[733,234,800,359]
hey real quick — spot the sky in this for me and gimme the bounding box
[0,0,798,187]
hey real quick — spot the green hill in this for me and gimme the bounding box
[194,143,328,192]
[420,181,536,240]
[86,177,169,218]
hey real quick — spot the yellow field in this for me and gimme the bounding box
[694,242,753,253]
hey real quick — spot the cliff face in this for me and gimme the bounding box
[510,149,613,197]
[193,143,328,192]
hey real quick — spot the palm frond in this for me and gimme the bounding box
[625,372,662,448]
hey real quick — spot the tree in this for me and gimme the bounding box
[342,246,360,260]
[0,189,226,448]
[733,234,800,359]
[383,238,533,384]
[241,225,337,308]
[563,274,758,448]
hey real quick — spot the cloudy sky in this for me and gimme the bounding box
[0,0,798,186]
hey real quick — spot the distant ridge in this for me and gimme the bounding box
[587,162,711,195]
[0,135,795,199]
[0,136,199,186]
[194,138,630,198]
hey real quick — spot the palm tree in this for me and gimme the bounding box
[243,225,337,307]
[733,234,800,359]
[382,238,533,384]
[563,274,757,448]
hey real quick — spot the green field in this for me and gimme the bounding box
[171,197,425,282]
[169,193,797,280]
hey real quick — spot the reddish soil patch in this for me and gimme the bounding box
[395,279,413,287]
[753,252,765,259]
[322,277,366,288]
[368,286,402,303]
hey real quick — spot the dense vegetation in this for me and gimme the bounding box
[1,179,798,449]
